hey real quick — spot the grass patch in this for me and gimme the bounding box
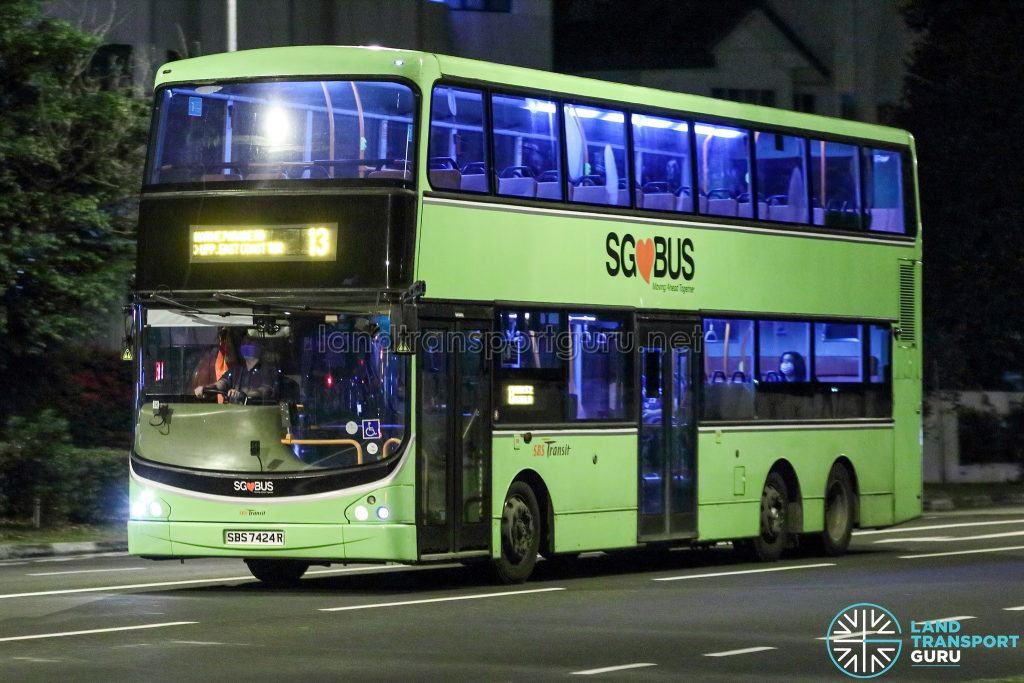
[0,520,126,544]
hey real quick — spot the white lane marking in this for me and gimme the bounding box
[856,519,1024,536]
[0,565,398,600]
[873,537,953,543]
[1004,606,1024,611]
[899,545,1024,559]
[916,616,976,626]
[653,562,834,581]
[818,630,887,642]
[876,530,1024,544]
[704,646,777,657]
[12,657,61,663]
[0,621,197,643]
[320,587,566,612]
[571,663,657,675]
[28,567,148,577]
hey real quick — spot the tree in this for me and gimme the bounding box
[0,0,147,421]
[896,0,1024,389]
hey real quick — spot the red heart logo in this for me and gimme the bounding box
[635,238,654,284]
[247,482,255,492]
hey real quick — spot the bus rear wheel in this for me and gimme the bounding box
[737,471,789,562]
[817,464,855,556]
[245,559,309,586]
[494,481,540,584]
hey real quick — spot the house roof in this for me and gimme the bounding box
[554,0,830,79]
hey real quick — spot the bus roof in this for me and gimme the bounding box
[154,45,912,148]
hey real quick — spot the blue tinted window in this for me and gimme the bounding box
[758,321,811,382]
[696,123,751,218]
[564,104,628,206]
[632,114,693,212]
[756,133,808,224]
[147,80,416,184]
[429,86,488,192]
[491,93,562,199]
[862,148,905,234]
[815,323,863,383]
[810,140,861,229]
[702,318,755,420]
[568,313,629,419]
[869,324,891,383]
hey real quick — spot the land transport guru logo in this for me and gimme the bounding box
[826,602,1021,678]
[604,231,695,291]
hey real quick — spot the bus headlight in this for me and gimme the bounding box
[353,505,370,521]
[131,491,170,520]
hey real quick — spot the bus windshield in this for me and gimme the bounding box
[137,309,408,473]
[146,80,417,186]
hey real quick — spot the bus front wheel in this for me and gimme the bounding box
[245,559,309,586]
[494,481,541,583]
[736,471,789,562]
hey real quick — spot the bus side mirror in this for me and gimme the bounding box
[389,302,418,355]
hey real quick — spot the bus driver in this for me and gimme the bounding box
[194,335,278,404]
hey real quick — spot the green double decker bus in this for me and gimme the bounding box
[128,46,922,584]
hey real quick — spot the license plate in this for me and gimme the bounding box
[224,530,284,546]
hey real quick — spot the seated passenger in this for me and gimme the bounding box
[195,335,278,404]
[779,351,807,382]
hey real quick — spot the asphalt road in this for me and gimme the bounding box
[1,509,1022,682]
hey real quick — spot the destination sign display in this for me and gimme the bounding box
[189,223,338,263]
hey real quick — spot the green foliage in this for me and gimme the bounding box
[896,1,1024,389]
[0,0,147,404]
[0,410,127,525]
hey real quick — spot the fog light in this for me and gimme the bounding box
[148,502,164,517]
[376,506,390,521]
[354,505,369,521]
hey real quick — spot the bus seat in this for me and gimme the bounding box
[813,207,825,225]
[571,183,610,204]
[460,174,488,192]
[536,181,561,199]
[429,168,461,190]
[368,169,411,180]
[707,198,737,216]
[642,193,674,211]
[738,201,753,218]
[497,176,536,197]
[201,172,242,182]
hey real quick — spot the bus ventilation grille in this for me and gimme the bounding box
[898,261,917,347]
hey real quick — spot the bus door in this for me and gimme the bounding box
[637,318,698,541]
[416,314,492,557]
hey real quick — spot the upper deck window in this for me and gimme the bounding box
[564,104,628,207]
[810,140,861,229]
[632,113,694,213]
[695,123,752,218]
[146,80,417,186]
[491,93,563,200]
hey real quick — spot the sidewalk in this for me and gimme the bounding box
[2,487,1022,560]
[0,538,127,561]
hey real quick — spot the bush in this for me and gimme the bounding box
[0,410,127,525]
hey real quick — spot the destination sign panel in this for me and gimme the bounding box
[189,223,338,263]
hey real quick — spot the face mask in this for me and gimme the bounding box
[780,361,794,374]
[240,344,259,360]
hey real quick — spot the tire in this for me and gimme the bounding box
[817,464,855,556]
[244,559,309,586]
[493,481,541,584]
[737,471,789,562]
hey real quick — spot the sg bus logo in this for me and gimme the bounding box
[234,480,274,494]
[827,603,903,678]
[605,231,695,284]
